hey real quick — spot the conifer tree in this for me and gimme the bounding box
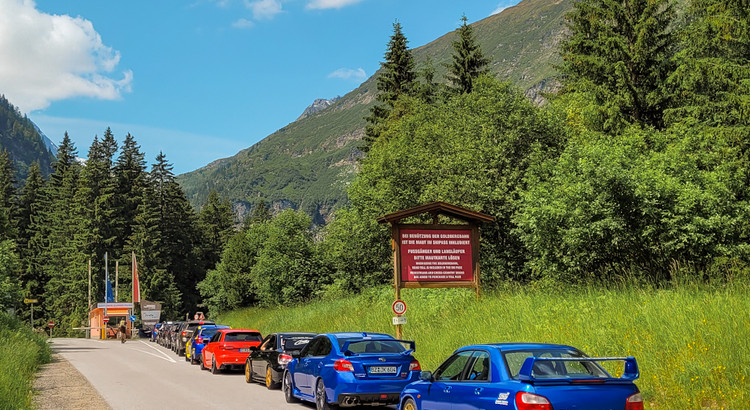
[114,133,147,253]
[559,0,676,132]
[666,0,750,127]
[17,162,46,315]
[0,149,16,240]
[447,15,490,94]
[246,199,272,227]
[198,190,235,270]
[43,133,88,333]
[363,22,416,151]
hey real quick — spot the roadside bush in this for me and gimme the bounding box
[0,313,51,410]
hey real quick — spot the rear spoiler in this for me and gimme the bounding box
[518,356,639,383]
[341,339,416,356]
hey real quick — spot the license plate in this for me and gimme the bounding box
[239,348,251,353]
[369,366,397,374]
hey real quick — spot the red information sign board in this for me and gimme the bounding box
[399,228,474,282]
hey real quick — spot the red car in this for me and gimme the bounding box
[201,329,263,374]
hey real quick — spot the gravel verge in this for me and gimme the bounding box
[32,352,111,410]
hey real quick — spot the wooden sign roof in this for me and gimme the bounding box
[376,201,495,225]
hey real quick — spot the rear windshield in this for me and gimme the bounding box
[281,336,314,351]
[503,349,609,379]
[225,332,263,342]
[339,339,407,354]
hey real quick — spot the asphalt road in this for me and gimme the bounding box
[51,338,314,410]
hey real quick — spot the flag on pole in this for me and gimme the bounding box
[132,252,141,303]
[105,252,114,303]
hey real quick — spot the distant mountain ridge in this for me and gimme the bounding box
[177,0,573,223]
[297,97,341,121]
[0,94,55,180]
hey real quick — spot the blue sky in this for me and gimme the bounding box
[1,0,521,174]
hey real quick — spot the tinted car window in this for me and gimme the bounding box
[281,336,314,351]
[261,335,276,351]
[344,340,406,354]
[434,351,474,381]
[503,349,608,379]
[224,332,263,342]
[467,351,491,381]
[301,338,320,357]
[210,333,221,343]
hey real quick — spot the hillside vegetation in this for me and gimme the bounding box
[217,283,750,409]
[177,0,573,222]
[0,95,54,181]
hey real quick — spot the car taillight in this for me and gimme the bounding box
[409,360,421,371]
[278,354,293,366]
[333,359,354,372]
[196,337,203,344]
[625,392,644,410]
[515,391,552,410]
[181,331,186,337]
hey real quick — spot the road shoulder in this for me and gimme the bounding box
[33,350,112,410]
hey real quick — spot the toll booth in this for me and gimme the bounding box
[89,303,133,339]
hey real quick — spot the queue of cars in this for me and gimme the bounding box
[152,320,644,410]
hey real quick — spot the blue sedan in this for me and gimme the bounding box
[399,343,643,410]
[283,332,421,409]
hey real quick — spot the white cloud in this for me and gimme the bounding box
[232,18,255,29]
[245,0,283,20]
[306,0,363,10]
[0,0,132,114]
[327,68,367,81]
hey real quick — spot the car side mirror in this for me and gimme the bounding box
[420,371,433,382]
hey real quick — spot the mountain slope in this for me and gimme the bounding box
[177,0,572,223]
[0,95,55,181]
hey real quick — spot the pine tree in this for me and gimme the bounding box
[666,0,750,127]
[17,162,45,318]
[42,133,88,333]
[114,133,147,253]
[446,15,490,94]
[363,22,417,151]
[246,199,272,227]
[0,149,16,240]
[198,190,235,270]
[559,0,676,132]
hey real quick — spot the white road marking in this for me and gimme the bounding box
[134,340,177,363]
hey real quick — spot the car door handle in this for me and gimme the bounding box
[474,387,483,395]
[443,386,452,394]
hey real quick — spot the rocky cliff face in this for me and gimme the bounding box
[296,96,341,121]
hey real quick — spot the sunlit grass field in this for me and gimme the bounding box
[218,282,750,409]
[0,314,51,410]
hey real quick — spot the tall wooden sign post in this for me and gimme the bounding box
[377,202,494,338]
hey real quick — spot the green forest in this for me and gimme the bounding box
[1,0,748,331]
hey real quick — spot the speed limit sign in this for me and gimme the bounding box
[392,300,407,315]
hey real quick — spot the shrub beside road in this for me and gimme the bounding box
[0,313,51,409]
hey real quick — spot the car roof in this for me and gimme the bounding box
[467,343,579,351]
[277,332,317,337]
[218,328,261,333]
[326,332,394,340]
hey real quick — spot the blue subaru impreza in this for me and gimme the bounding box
[283,332,421,409]
[399,343,643,410]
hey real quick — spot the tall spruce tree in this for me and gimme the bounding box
[559,0,676,132]
[363,22,416,151]
[43,133,88,333]
[0,149,16,240]
[17,162,45,319]
[198,190,235,270]
[447,15,490,94]
[114,133,147,253]
[666,0,750,127]
[246,199,272,227]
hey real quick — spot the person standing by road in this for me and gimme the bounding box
[119,321,127,343]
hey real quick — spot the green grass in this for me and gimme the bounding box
[0,313,51,410]
[217,282,750,409]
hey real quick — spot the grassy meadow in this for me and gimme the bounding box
[0,314,51,410]
[217,282,750,409]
